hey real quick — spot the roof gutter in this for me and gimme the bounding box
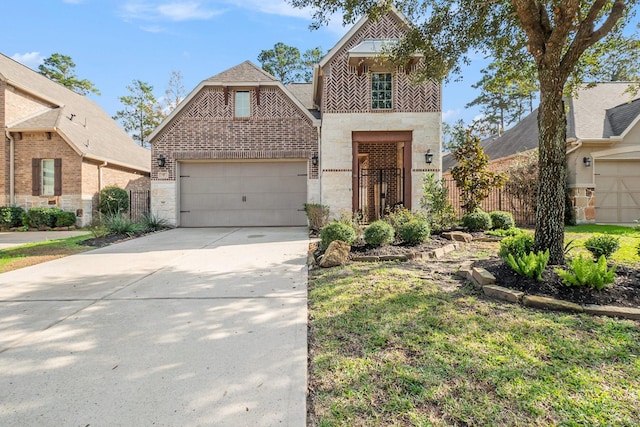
[4,130,15,205]
[82,153,150,174]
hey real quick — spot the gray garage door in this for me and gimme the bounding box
[595,160,640,223]
[179,161,307,227]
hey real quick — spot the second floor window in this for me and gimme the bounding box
[235,91,250,117]
[372,73,392,110]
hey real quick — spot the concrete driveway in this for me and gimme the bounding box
[0,227,309,426]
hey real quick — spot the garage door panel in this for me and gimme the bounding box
[180,162,308,227]
[595,160,640,223]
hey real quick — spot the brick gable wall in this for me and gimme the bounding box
[321,13,441,114]
[152,86,318,180]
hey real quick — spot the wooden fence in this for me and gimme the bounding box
[443,178,535,226]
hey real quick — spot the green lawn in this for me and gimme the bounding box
[0,235,93,273]
[308,237,640,426]
[565,224,640,265]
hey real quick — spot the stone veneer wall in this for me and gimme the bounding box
[570,186,596,224]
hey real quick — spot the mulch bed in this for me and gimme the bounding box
[79,230,152,247]
[340,231,640,309]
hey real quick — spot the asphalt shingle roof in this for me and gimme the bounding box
[1,53,149,172]
[206,61,277,83]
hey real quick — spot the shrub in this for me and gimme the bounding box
[103,213,142,236]
[55,211,77,227]
[505,250,549,282]
[320,221,356,250]
[99,186,129,215]
[461,210,492,232]
[498,232,535,260]
[21,207,62,228]
[384,207,417,236]
[304,203,330,233]
[584,234,620,260]
[420,173,457,231]
[88,215,108,238]
[399,220,431,245]
[140,212,171,232]
[489,211,515,230]
[486,227,524,237]
[555,255,616,290]
[364,220,395,246]
[0,206,25,228]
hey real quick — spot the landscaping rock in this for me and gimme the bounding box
[442,231,473,243]
[320,240,351,268]
[584,304,640,321]
[472,267,496,287]
[523,295,583,313]
[483,285,524,303]
[351,255,380,262]
[457,261,474,280]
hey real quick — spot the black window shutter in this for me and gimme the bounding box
[54,158,62,196]
[32,158,41,196]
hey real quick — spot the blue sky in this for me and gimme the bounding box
[4,0,495,125]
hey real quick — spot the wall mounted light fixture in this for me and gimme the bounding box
[311,155,319,166]
[157,155,166,167]
[583,156,591,167]
[424,149,434,164]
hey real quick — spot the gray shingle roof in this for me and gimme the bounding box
[206,61,277,83]
[606,98,640,136]
[442,109,539,172]
[286,83,321,119]
[1,53,149,172]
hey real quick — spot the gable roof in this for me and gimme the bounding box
[0,53,149,172]
[206,60,277,83]
[442,109,539,172]
[566,82,639,140]
[149,61,320,142]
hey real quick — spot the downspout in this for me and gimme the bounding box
[317,126,322,205]
[97,161,108,193]
[5,130,15,205]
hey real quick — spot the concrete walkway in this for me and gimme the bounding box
[0,227,309,426]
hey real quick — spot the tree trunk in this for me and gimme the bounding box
[535,73,567,265]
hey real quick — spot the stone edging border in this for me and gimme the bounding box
[351,243,462,262]
[459,262,640,322]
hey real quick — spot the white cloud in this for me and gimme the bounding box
[442,108,461,121]
[121,1,224,22]
[11,52,44,68]
[223,0,312,19]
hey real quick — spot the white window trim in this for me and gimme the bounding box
[235,91,250,118]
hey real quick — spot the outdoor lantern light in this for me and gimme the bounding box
[157,155,166,167]
[583,156,592,167]
[311,155,319,166]
[424,149,434,164]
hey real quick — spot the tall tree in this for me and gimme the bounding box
[298,47,325,82]
[113,80,164,148]
[38,53,100,96]
[164,70,186,113]
[258,42,302,84]
[289,0,638,264]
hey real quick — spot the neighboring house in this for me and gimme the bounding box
[0,53,150,226]
[443,82,640,224]
[150,8,441,227]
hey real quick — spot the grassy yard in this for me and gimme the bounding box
[308,236,640,426]
[0,235,93,273]
[565,224,640,265]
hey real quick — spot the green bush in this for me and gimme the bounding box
[385,207,418,236]
[505,250,549,282]
[584,234,620,260]
[399,220,431,245]
[304,203,330,233]
[419,173,457,231]
[554,255,616,290]
[489,211,515,230]
[99,186,129,215]
[0,206,25,228]
[320,221,357,250]
[140,212,171,232]
[461,210,492,232]
[485,227,524,237]
[21,207,61,228]
[498,232,535,260]
[55,211,77,227]
[103,213,142,236]
[364,220,395,246]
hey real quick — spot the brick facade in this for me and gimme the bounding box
[152,86,318,181]
[1,80,6,205]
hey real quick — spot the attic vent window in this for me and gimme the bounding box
[372,73,392,110]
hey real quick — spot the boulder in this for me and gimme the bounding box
[319,240,351,268]
[442,231,473,243]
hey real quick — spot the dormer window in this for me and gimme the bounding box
[372,73,392,110]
